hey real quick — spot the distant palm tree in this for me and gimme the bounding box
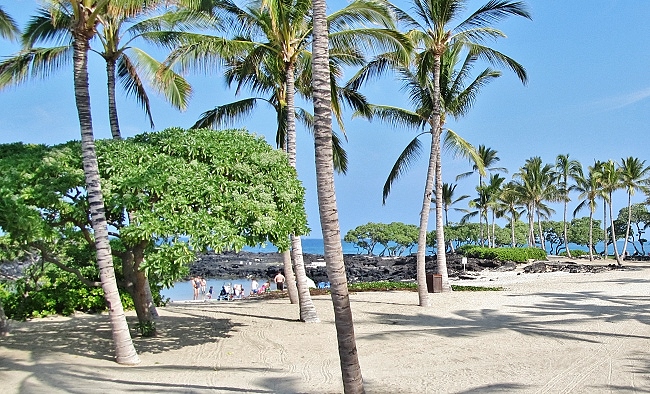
[555,154,582,257]
[433,182,470,226]
[573,163,602,261]
[497,182,525,247]
[513,157,558,250]
[312,0,363,389]
[618,156,650,258]
[457,144,508,187]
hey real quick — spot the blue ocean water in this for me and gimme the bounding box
[243,238,364,255]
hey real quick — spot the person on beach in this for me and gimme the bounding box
[274,272,285,291]
[192,277,200,300]
[200,277,207,299]
[250,278,259,295]
[207,286,213,299]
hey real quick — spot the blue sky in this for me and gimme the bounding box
[2,1,650,239]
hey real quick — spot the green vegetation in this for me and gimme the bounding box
[457,245,546,262]
[344,222,419,256]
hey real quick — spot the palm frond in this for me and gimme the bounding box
[383,136,423,204]
[0,46,72,90]
[0,6,20,41]
[191,98,266,129]
[117,53,155,128]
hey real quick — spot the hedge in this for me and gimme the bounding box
[456,245,547,262]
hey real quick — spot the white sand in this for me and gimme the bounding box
[2,261,650,393]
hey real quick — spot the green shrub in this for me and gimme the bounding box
[558,250,588,257]
[457,246,546,262]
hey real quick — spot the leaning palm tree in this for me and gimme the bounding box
[496,181,525,247]
[51,0,139,365]
[312,0,364,389]
[0,0,196,139]
[352,0,529,304]
[618,156,650,258]
[555,154,582,257]
[600,160,623,265]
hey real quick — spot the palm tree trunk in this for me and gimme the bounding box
[510,216,516,247]
[622,192,632,258]
[608,194,623,265]
[106,58,122,140]
[73,33,140,365]
[285,60,318,317]
[291,235,319,322]
[527,206,535,247]
[536,211,545,252]
[434,131,450,292]
[282,250,299,303]
[602,201,608,259]
[563,200,571,257]
[415,129,436,306]
[588,210,594,261]
[312,0,363,390]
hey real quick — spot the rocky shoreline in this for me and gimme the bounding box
[189,251,627,284]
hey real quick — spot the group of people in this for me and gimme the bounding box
[189,271,287,301]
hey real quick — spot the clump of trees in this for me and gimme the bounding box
[0,128,307,324]
[344,222,419,256]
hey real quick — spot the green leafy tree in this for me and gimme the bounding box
[344,222,384,255]
[311,0,363,388]
[568,216,603,254]
[616,204,650,255]
[0,128,307,332]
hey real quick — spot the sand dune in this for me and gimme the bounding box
[2,261,650,393]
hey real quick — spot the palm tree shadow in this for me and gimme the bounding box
[2,313,241,362]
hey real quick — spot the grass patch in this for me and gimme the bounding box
[305,281,503,294]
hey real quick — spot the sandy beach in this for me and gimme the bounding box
[2,261,650,393]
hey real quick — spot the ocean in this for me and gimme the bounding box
[244,238,371,255]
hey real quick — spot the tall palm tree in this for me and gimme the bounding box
[573,163,602,261]
[312,0,364,389]
[555,154,582,257]
[356,0,528,304]
[485,173,505,247]
[600,160,623,265]
[0,0,195,139]
[59,0,139,365]
[618,156,650,258]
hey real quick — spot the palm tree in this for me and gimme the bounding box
[618,156,650,258]
[513,157,558,250]
[485,173,505,247]
[312,0,364,389]
[600,160,623,265]
[432,182,469,252]
[497,182,525,247]
[355,0,529,303]
[0,6,19,40]
[573,163,602,261]
[457,145,508,187]
[555,154,582,257]
[0,0,195,139]
[434,182,470,226]
[59,0,139,365]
